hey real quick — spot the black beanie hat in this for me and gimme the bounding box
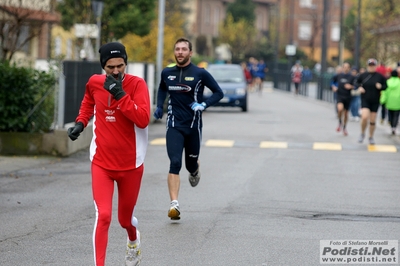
[99,42,127,69]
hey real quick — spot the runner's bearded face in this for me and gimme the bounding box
[174,42,192,67]
[342,63,350,73]
[104,57,126,80]
[367,64,376,73]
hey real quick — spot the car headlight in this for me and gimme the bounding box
[235,88,246,96]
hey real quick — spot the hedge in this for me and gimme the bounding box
[0,61,56,133]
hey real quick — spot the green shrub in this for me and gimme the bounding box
[0,61,56,133]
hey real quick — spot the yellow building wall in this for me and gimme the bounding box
[301,46,353,65]
[51,25,77,59]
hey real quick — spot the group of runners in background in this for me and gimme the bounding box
[331,59,400,144]
[241,57,268,94]
[241,56,400,144]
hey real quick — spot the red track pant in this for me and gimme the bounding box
[91,163,143,266]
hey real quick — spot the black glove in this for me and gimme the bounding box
[67,122,84,141]
[103,72,126,100]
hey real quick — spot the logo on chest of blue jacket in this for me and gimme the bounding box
[168,75,176,80]
[185,77,194,81]
[168,84,192,92]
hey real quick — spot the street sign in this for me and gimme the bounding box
[285,44,296,56]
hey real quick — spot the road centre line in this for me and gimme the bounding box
[204,139,235,147]
[260,141,288,149]
[150,138,166,145]
[149,138,398,153]
[367,144,397,153]
[313,142,342,151]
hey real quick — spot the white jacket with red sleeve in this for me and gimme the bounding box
[75,73,150,170]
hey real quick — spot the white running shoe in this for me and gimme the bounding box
[125,230,141,266]
[358,134,365,143]
[168,200,180,220]
[369,137,375,145]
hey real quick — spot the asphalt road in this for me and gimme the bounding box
[1,88,399,266]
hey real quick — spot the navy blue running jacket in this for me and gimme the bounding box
[156,63,224,128]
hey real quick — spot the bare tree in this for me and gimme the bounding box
[307,8,321,61]
[0,0,58,61]
[343,0,400,65]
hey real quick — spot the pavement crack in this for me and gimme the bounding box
[297,212,400,223]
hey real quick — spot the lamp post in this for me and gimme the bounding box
[273,2,280,90]
[92,0,104,57]
[338,0,344,66]
[287,0,295,92]
[318,0,329,100]
[354,0,361,70]
[156,0,166,90]
[321,0,328,75]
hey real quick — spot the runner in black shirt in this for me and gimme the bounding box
[154,38,224,220]
[356,58,387,144]
[331,62,356,136]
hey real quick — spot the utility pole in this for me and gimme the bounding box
[354,0,361,69]
[321,0,329,76]
[319,0,329,100]
[156,0,166,92]
[273,2,280,89]
[289,0,294,46]
[287,0,295,92]
[338,0,344,66]
[92,0,104,59]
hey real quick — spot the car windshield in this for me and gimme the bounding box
[208,67,244,83]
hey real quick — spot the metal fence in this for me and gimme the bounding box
[2,60,155,134]
[56,61,155,128]
[15,64,61,133]
[60,61,103,126]
[25,61,102,132]
[26,62,336,132]
[25,85,56,133]
[270,69,335,103]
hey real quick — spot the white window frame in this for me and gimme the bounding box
[66,39,72,59]
[298,21,312,40]
[256,11,264,30]
[214,7,220,24]
[54,37,62,56]
[330,22,340,42]
[299,0,313,8]
[214,7,220,35]
[204,4,211,24]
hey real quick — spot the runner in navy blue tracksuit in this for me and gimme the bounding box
[154,37,224,220]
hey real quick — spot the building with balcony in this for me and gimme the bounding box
[184,0,277,58]
[277,0,353,64]
[183,0,353,65]
[0,0,60,64]
[371,18,400,67]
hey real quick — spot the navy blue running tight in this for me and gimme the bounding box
[166,126,201,175]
